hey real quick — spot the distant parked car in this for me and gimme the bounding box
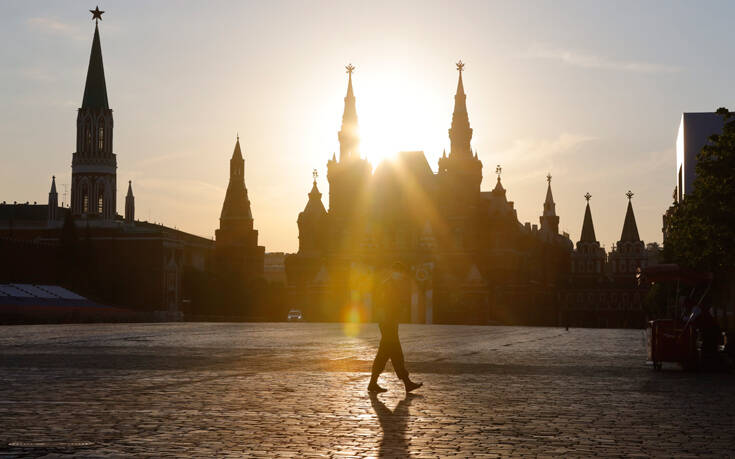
[287,309,303,321]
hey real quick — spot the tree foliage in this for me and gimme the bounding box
[665,108,735,271]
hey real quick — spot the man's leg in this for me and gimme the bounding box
[386,329,409,381]
[369,324,389,392]
[371,338,390,380]
[385,323,422,393]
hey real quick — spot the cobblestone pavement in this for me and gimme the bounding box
[0,323,734,457]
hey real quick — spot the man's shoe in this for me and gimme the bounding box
[367,383,388,393]
[404,380,423,393]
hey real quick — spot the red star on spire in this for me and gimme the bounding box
[90,6,104,23]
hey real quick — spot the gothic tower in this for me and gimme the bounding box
[326,64,372,246]
[215,137,265,280]
[540,174,559,234]
[71,15,116,221]
[217,137,254,241]
[438,61,483,211]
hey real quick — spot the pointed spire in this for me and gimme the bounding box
[220,137,253,224]
[125,180,135,223]
[338,64,360,161]
[539,174,559,234]
[580,193,597,243]
[456,60,466,95]
[442,148,447,158]
[232,135,243,160]
[48,176,58,224]
[448,60,473,157]
[543,174,556,217]
[620,191,641,242]
[81,22,109,109]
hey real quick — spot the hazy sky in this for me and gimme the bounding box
[1,1,733,252]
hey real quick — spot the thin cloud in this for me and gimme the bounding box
[499,133,595,164]
[528,43,680,74]
[27,17,85,40]
[18,67,56,83]
[489,133,594,188]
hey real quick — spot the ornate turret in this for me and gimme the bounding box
[125,180,135,223]
[327,65,372,221]
[540,174,559,234]
[301,171,327,218]
[438,61,482,204]
[70,8,116,221]
[297,170,328,254]
[47,176,58,224]
[491,165,507,199]
[338,63,359,161]
[448,60,472,158]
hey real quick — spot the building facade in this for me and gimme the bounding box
[286,63,573,325]
[563,192,649,328]
[0,13,214,316]
[215,137,265,283]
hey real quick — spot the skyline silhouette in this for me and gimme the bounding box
[2,2,734,252]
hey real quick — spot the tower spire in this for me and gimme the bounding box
[338,63,360,161]
[620,191,640,242]
[82,18,109,109]
[448,60,472,157]
[540,173,559,234]
[125,180,135,223]
[580,193,597,242]
[48,176,58,224]
[543,174,556,216]
[220,137,253,226]
[71,8,116,220]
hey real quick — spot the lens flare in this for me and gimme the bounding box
[341,304,364,337]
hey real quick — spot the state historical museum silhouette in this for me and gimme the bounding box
[286,63,574,325]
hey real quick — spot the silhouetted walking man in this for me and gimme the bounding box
[368,262,422,394]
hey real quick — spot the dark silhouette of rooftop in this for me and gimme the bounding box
[81,23,109,109]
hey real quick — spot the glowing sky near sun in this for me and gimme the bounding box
[1,1,734,252]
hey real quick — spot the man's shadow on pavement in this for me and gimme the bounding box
[369,393,421,458]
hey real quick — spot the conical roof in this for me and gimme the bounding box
[302,180,327,216]
[232,137,243,160]
[220,139,252,221]
[49,176,57,194]
[338,65,359,160]
[620,199,640,242]
[543,181,556,216]
[448,61,472,157]
[126,180,134,197]
[81,23,109,109]
[580,202,597,243]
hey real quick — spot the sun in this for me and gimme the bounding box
[355,71,447,166]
